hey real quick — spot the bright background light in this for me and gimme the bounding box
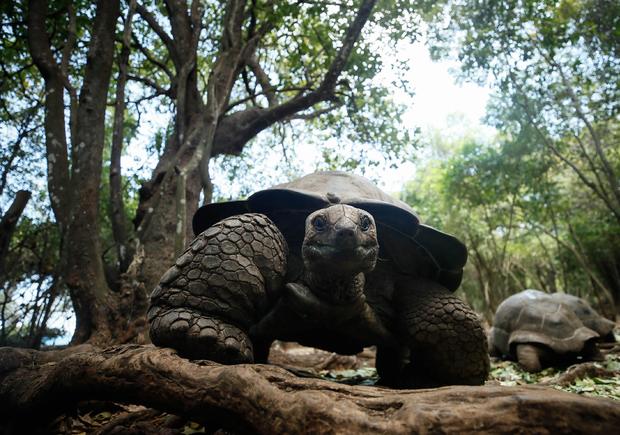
[120,37,494,197]
[372,39,494,192]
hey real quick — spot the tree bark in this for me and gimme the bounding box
[0,345,618,434]
[0,190,31,279]
[132,0,212,294]
[134,0,379,297]
[27,0,72,234]
[27,0,126,345]
[62,0,122,346]
[109,0,138,275]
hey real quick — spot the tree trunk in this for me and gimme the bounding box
[27,0,127,346]
[62,0,122,345]
[109,0,137,275]
[134,0,379,297]
[0,345,618,434]
[0,190,31,279]
[137,166,202,294]
[26,0,72,234]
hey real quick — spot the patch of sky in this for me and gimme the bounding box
[209,34,495,198]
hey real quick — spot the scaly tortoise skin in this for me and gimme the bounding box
[489,289,614,372]
[148,171,489,387]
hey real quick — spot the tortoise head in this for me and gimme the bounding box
[301,204,379,277]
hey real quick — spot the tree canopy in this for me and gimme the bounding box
[403,0,620,317]
[0,0,618,346]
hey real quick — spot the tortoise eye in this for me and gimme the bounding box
[312,215,327,231]
[360,215,371,231]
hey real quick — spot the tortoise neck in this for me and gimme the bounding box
[302,270,365,304]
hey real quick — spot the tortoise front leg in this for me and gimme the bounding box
[515,344,544,372]
[148,213,287,363]
[391,279,490,388]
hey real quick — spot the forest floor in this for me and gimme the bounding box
[268,338,620,401]
[47,331,620,434]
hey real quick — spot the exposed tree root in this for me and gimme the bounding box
[542,361,619,387]
[1,344,619,434]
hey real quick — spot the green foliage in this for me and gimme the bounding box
[489,353,620,401]
[0,2,46,205]
[401,0,620,317]
[215,0,421,193]
[402,122,618,318]
[4,0,619,344]
[319,367,379,386]
[0,214,71,348]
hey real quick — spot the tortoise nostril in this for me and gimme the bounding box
[336,228,355,239]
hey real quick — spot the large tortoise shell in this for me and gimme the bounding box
[193,171,467,291]
[490,289,601,356]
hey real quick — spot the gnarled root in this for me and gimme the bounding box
[0,345,619,434]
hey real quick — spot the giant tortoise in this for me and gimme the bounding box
[551,292,616,342]
[489,289,614,372]
[148,171,490,387]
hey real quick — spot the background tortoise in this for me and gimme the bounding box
[489,289,614,372]
[550,292,616,342]
[148,171,490,387]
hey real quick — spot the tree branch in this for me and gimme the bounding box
[130,32,174,80]
[571,132,610,199]
[0,190,31,279]
[524,217,613,303]
[286,102,343,121]
[26,0,71,232]
[59,2,78,143]
[539,48,620,208]
[135,2,176,63]
[127,74,173,97]
[513,93,620,223]
[109,0,137,274]
[225,85,312,112]
[210,0,377,157]
[0,110,41,196]
[241,67,257,106]
[247,55,277,106]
